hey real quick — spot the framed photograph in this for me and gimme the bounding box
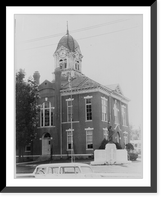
[4,2,157,193]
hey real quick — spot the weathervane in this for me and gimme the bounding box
[66,21,69,35]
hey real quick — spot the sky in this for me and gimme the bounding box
[15,14,143,129]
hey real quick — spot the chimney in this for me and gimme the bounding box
[54,67,61,92]
[54,67,61,151]
[33,71,40,85]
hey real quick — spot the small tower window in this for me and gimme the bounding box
[75,60,80,71]
[59,59,63,69]
[59,59,67,69]
[64,59,67,69]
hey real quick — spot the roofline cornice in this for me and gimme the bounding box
[98,86,130,102]
[39,87,55,92]
[60,86,130,103]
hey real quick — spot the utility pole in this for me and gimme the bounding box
[110,91,114,124]
[68,69,74,163]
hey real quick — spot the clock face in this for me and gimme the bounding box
[59,50,66,57]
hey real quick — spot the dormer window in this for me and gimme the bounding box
[59,59,67,69]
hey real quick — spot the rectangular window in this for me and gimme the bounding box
[51,110,54,126]
[40,102,54,127]
[67,131,73,150]
[41,110,44,127]
[122,105,127,126]
[102,98,108,122]
[114,100,119,124]
[25,144,31,152]
[45,109,50,126]
[124,136,128,145]
[86,130,93,150]
[45,101,49,108]
[85,98,92,121]
[67,100,73,122]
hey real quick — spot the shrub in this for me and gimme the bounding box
[129,152,138,161]
[125,143,134,151]
[125,143,138,161]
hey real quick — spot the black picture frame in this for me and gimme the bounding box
[1,1,160,194]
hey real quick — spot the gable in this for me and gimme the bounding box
[105,84,123,95]
[61,75,100,91]
[39,80,54,91]
[79,78,100,89]
[115,85,123,95]
[62,75,86,89]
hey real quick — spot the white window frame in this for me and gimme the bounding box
[123,131,128,145]
[84,95,93,99]
[75,60,80,70]
[50,107,54,126]
[59,58,67,69]
[66,129,74,151]
[86,128,93,150]
[113,100,119,125]
[40,101,54,127]
[122,105,127,126]
[44,102,50,126]
[124,135,128,145]
[101,97,108,122]
[84,96,93,121]
[103,128,108,140]
[25,144,31,152]
[66,98,74,122]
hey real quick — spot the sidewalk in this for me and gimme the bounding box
[16,160,39,165]
[100,173,142,179]
[92,159,142,179]
[16,156,94,166]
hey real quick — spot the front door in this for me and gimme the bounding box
[42,138,51,155]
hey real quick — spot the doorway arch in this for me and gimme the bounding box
[42,132,51,155]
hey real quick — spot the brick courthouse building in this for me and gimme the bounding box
[23,29,130,160]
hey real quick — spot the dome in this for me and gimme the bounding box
[55,33,81,53]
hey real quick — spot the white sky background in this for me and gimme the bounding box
[15,14,143,129]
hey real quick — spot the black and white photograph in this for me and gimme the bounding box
[5,5,157,193]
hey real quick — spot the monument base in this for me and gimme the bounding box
[91,143,131,165]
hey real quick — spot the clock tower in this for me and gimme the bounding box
[53,26,83,79]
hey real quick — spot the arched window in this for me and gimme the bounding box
[59,59,67,69]
[59,59,63,69]
[40,101,54,127]
[64,59,67,69]
[75,60,80,71]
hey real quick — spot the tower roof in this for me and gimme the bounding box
[56,34,80,53]
[55,29,81,53]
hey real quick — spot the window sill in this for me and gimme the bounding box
[37,126,55,129]
[62,121,79,124]
[102,120,108,122]
[85,120,93,122]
